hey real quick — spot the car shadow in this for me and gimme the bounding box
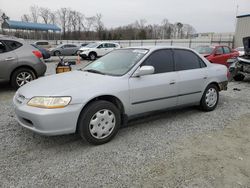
[0,81,15,92]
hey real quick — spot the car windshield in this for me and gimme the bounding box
[83,49,149,76]
[195,46,214,54]
[85,43,99,48]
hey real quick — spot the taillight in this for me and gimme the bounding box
[32,50,43,59]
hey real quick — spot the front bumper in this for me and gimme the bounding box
[13,94,83,136]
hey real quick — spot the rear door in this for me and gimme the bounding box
[0,40,18,81]
[129,49,178,115]
[173,49,208,106]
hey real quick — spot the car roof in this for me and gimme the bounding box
[126,46,195,51]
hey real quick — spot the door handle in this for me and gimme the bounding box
[203,76,208,80]
[169,80,176,85]
[5,57,15,61]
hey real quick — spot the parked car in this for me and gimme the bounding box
[34,40,51,50]
[0,37,47,89]
[31,44,51,60]
[49,44,80,56]
[14,46,228,145]
[234,47,245,56]
[79,42,120,60]
[194,45,239,67]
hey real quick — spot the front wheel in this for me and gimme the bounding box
[200,84,219,111]
[233,73,245,81]
[89,52,97,61]
[77,100,121,145]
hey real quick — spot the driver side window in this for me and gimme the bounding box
[141,49,174,74]
[216,47,223,54]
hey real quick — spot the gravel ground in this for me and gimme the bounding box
[0,62,250,187]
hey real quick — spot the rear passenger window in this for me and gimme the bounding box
[174,49,204,71]
[0,41,8,53]
[4,40,22,50]
[142,49,174,74]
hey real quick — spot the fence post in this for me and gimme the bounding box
[141,40,143,46]
[171,40,173,46]
[129,40,131,47]
[189,39,192,48]
[155,40,157,46]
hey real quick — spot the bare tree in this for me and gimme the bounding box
[39,7,51,24]
[49,11,57,25]
[30,5,39,23]
[57,8,68,38]
[94,13,104,39]
[85,16,96,39]
[21,14,31,22]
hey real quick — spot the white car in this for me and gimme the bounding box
[13,46,228,145]
[235,47,245,56]
[79,42,120,60]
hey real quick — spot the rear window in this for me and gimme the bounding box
[4,40,23,50]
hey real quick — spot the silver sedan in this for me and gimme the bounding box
[13,46,228,145]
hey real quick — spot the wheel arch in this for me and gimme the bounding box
[76,95,126,132]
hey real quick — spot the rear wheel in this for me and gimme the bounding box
[54,51,61,56]
[200,84,219,111]
[77,100,121,145]
[233,73,245,81]
[11,68,36,89]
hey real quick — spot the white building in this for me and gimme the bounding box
[235,14,250,48]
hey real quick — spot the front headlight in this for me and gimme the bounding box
[27,97,71,109]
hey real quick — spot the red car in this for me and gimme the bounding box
[194,45,239,67]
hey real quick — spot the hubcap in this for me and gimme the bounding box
[90,54,95,60]
[16,72,33,87]
[205,88,218,107]
[89,109,116,139]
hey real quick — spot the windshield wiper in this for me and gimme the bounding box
[84,69,106,75]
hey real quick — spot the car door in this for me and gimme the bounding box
[96,44,106,56]
[210,47,226,65]
[173,49,208,106]
[129,49,178,115]
[105,43,116,55]
[62,45,72,55]
[0,40,18,81]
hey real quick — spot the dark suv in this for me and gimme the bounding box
[0,36,47,89]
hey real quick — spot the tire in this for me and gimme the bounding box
[10,68,36,90]
[54,51,61,56]
[77,100,121,145]
[233,73,245,81]
[89,52,97,61]
[200,84,219,111]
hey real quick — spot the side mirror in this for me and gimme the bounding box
[133,66,155,77]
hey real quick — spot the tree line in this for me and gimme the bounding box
[0,6,196,40]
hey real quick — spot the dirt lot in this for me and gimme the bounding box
[138,114,250,187]
[0,62,250,187]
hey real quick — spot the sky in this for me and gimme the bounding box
[0,0,250,33]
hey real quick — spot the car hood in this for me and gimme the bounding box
[79,47,92,51]
[17,71,116,99]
